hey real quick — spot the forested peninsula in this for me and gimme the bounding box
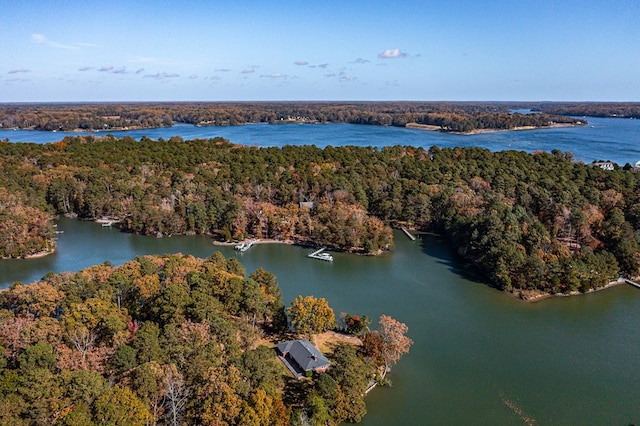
[0,102,584,133]
[0,252,411,424]
[1,136,640,298]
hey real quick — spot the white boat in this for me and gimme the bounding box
[234,240,255,252]
[316,252,333,262]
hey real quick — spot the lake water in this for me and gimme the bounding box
[2,118,640,424]
[1,219,639,425]
[2,117,640,166]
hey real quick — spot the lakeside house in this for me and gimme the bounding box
[591,161,615,171]
[276,339,331,378]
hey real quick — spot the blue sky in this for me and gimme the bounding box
[1,0,639,102]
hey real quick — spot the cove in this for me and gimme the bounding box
[1,218,639,424]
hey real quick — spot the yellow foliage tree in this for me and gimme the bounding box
[287,295,335,336]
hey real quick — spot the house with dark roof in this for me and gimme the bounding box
[276,339,331,378]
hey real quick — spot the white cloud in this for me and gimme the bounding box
[188,74,198,79]
[352,58,370,64]
[339,74,357,83]
[78,66,93,72]
[5,78,30,83]
[206,76,223,86]
[143,71,180,79]
[377,48,407,59]
[31,33,47,44]
[323,70,357,83]
[294,60,309,66]
[98,65,114,72]
[8,68,31,74]
[112,67,127,74]
[317,63,329,69]
[338,71,358,83]
[135,68,145,74]
[260,73,287,79]
[241,66,257,74]
[76,42,99,48]
[31,33,78,50]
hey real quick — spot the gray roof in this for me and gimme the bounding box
[276,339,331,372]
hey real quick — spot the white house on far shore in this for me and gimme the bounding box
[591,161,615,171]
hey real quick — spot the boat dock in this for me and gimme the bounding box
[96,217,119,227]
[234,240,256,252]
[308,247,333,262]
[401,227,416,241]
[624,279,640,289]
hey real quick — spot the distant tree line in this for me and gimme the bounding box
[0,102,584,133]
[1,136,639,295]
[539,102,640,119]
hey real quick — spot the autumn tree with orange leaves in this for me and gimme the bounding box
[363,315,413,371]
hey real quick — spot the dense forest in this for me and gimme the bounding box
[0,102,583,133]
[0,252,411,425]
[1,136,639,297]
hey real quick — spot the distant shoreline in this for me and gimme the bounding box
[406,121,580,135]
[405,123,442,131]
[459,122,580,135]
[4,121,582,136]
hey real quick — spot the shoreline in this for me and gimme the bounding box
[1,248,55,261]
[451,122,581,135]
[212,238,295,247]
[7,121,582,136]
[25,249,55,259]
[515,277,632,302]
[405,123,442,131]
[405,122,580,135]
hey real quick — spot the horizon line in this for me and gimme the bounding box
[2,100,640,105]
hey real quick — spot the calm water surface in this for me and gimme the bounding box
[2,117,640,165]
[2,219,639,425]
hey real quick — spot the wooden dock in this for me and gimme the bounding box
[401,227,416,241]
[96,217,119,227]
[308,248,333,262]
[235,240,255,252]
[624,279,640,289]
